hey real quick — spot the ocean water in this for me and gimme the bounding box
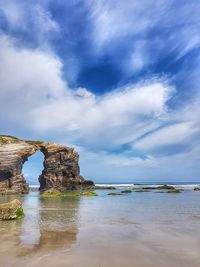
[95,182,200,189]
[1,186,200,267]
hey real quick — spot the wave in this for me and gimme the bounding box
[95,183,134,187]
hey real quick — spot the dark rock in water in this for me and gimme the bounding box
[0,199,24,220]
[108,192,122,196]
[95,186,116,190]
[167,189,182,193]
[0,135,94,194]
[155,189,183,193]
[142,184,176,190]
[194,187,200,191]
[121,190,132,193]
[135,189,150,192]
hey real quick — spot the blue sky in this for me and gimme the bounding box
[0,0,200,183]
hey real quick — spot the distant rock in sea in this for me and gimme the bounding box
[142,184,176,190]
[194,187,200,191]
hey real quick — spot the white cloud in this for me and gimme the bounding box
[0,35,66,129]
[0,35,171,151]
[87,0,200,75]
[0,29,199,182]
[133,98,200,154]
[0,1,59,47]
[134,122,198,152]
[31,79,171,150]
[88,0,162,47]
[79,143,200,182]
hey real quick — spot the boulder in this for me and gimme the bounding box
[0,199,24,220]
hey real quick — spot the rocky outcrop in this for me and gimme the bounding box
[39,142,93,192]
[0,135,94,194]
[142,185,176,190]
[194,187,200,191]
[0,199,23,220]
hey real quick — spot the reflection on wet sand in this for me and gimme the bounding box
[0,192,80,265]
[17,196,80,256]
[1,191,200,267]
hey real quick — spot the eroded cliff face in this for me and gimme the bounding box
[38,143,91,191]
[0,136,93,194]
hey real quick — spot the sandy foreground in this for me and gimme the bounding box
[0,190,200,267]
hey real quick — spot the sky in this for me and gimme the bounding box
[0,0,200,183]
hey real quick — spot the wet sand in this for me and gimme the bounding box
[1,190,200,267]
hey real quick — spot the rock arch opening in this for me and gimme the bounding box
[22,150,44,189]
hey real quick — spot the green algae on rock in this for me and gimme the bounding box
[167,189,182,193]
[0,199,24,220]
[16,208,24,218]
[142,185,176,190]
[121,190,132,193]
[40,191,98,198]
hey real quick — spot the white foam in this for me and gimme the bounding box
[172,184,199,190]
[29,184,40,188]
[95,183,134,187]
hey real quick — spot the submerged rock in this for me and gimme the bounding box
[142,185,176,190]
[121,190,132,193]
[41,190,98,197]
[0,199,24,220]
[167,189,182,193]
[108,192,122,196]
[0,135,94,194]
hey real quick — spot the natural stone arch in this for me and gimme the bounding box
[0,136,94,194]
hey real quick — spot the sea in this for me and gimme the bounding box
[1,182,200,267]
[29,182,200,190]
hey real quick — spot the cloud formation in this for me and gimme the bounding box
[0,1,200,181]
[0,35,170,148]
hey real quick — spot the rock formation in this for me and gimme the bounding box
[142,185,176,190]
[0,135,94,194]
[194,187,200,191]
